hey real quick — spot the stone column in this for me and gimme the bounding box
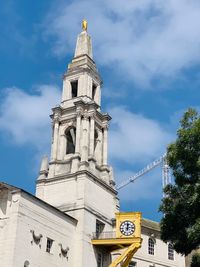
[96,129,103,165]
[58,125,66,160]
[81,115,89,162]
[78,76,84,96]
[52,119,59,160]
[75,113,81,154]
[89,115,95,157]
[102,126,108,165]
[71,114,81,173]
[95,85,101,106]
[62,79,71,101]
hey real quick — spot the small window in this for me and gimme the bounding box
[129,262,136,267]
[148,238,155,255]
[97,252,103,267]
[92,84,97,100]
[66,127,76,154]
[71,80,78,98]
[46,238,53,253]
[168,243,174,260]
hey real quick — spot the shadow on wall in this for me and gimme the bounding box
[24,260,30,267]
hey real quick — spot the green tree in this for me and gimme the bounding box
[191,253,200,267]
[159,108,200,256]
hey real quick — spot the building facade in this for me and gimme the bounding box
[131,219,185,267]
[0,23,186,267]
[0,183,77,267]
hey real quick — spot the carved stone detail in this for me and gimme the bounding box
[83,113,90,120]
[59,243,69,259]
[30,230,43,248]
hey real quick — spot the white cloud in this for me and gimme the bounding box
[44,0,200,86]
[109,106,172,164]
[0,87,172,162]
[108,106,173,201]
[0,85,60,151]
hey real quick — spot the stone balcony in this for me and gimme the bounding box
[92,231,116,240]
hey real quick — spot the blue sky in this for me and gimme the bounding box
[1,0,200,221]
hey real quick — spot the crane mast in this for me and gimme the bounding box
[117,153,171,190]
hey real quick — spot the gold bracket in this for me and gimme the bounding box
[109,242,141,267]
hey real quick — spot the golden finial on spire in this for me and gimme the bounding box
[82,19,87,31]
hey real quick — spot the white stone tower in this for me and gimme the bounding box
[36,21,119,267]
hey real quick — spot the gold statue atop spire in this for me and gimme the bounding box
[82,19,88,31]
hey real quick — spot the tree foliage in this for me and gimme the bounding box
[191,253,200,267]
[159,108,200,256]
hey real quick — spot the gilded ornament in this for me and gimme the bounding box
[82,19,87,31]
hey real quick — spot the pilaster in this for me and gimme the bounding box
[75,111,82,154]
[102,125,108,166]
[52,119,59,161]
[89,114,95,157]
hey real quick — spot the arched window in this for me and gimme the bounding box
[148,238,155,255]
[168,243,174,260]
[66,127,76,154]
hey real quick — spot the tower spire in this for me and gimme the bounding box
[74,19,93,59]
[36,22,115,204]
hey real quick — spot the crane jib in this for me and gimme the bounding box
[116,153,170,190]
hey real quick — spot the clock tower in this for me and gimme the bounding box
[36,21,119,267]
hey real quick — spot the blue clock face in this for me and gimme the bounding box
[120,221,135,236]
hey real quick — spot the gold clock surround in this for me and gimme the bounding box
[116,212,142,239]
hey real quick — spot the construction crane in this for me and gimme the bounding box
[117,153,171,190]
[107,154,172,267]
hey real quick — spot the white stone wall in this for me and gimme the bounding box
[0,188,18,266]
[84,176,118,219]
[40,177,78,208]
[132,230,185,267]
[69,208,112,267]
[112,224,185,267]
[0,188,76,267]
[41,172,118,219]
[36,169,118,267]
[41,173,118,267]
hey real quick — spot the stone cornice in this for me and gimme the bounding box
[73,98,99,110]
[36,170,117,195]
[64,54,103,85]
[52,98,111,124]
[72,54,96,64]
[65,67,102,85]
[0,182,77,224]
[59,203,114,226]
